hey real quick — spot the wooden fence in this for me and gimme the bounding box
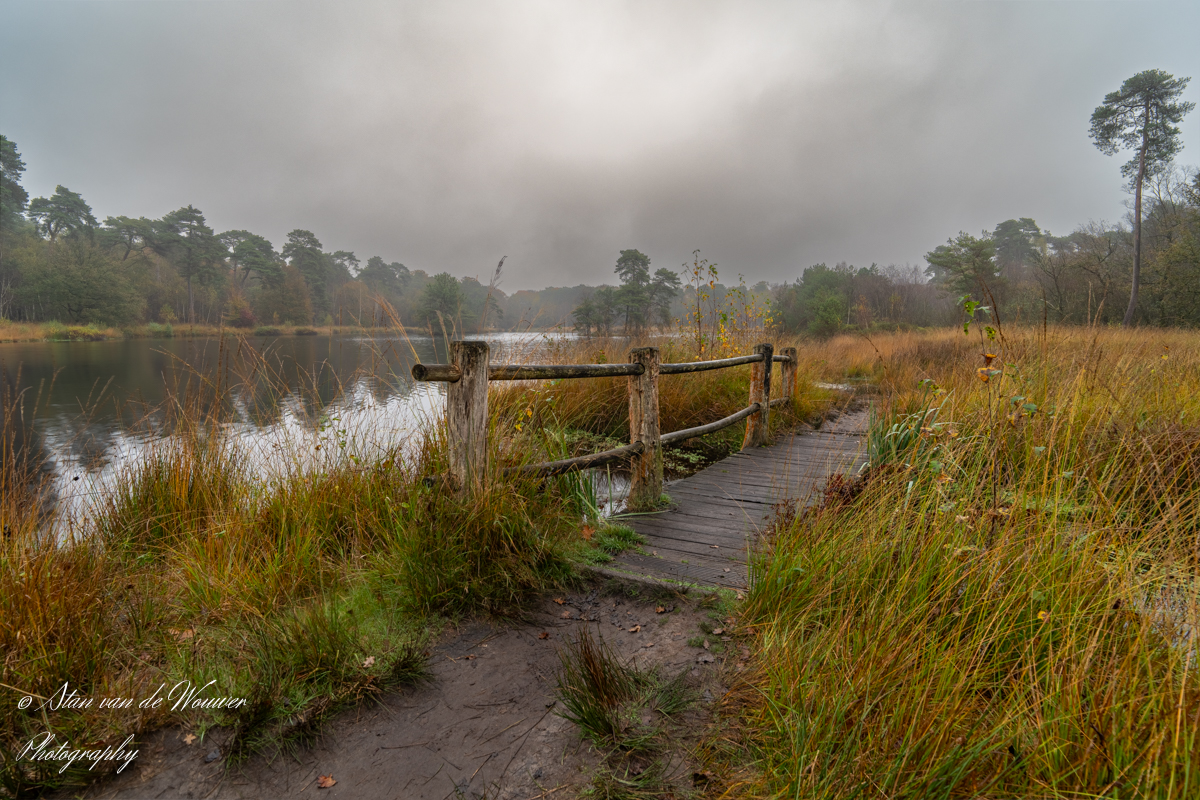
[411,342,797,510]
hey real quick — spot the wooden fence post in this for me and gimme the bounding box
[447,340,489,495]
[742,342,773,450]
[781,346,798,405]
[627,347,662,510]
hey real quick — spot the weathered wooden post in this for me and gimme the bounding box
[627,347,662,510]
[447,340,489,496]
[780,346,798,405]
[742,342,773,450]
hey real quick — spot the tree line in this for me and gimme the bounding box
[0,137,573,331]
[1,70,1194,335]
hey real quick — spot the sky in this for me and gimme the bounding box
[2,1,1198,291]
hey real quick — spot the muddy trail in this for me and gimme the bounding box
[76,578,739,800]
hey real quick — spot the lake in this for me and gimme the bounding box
[1,331,595,525]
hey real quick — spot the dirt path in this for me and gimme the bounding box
[78,578,734,800]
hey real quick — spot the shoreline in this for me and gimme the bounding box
[0,322,573,344]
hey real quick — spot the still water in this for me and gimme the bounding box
[0,332,596,524]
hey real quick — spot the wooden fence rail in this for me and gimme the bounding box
[412,342,798,509]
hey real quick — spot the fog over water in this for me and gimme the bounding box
[2,1,1197,290]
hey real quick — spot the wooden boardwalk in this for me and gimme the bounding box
[609,410,869,590]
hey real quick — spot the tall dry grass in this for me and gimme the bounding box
[740,325,1200,798]
[489,333,835,465]
[0,337,592,797]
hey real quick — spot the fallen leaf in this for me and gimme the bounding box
[167,628,195,642]
[703,639,710,650]
[723,568,730,572]
[560,610,572,619]
[643,642,655,648]
[628,625,641,633]
[580,526,594,541]
[655,606,666,614]
[362,656,376,668]
[317,774,337,789]
[183,733,196,746]
[712,628,724,635]
[538,631,550,640]
[465,654,477,660]
[553,597,565,605]
[710,544,719,549]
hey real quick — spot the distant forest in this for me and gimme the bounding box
[2,134,1198,336]
[776,166,1200,335]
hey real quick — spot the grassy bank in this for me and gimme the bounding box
[735,325,1200,798]
[0,377,613,797]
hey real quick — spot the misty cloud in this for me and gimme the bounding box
[2,0,1197,289]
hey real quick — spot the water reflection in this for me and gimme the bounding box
[0,332,580,525]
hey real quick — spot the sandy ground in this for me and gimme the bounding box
[74,577,735,800]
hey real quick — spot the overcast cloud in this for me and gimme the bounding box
[2,1,1198,289]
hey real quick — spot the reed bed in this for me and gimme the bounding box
[739,325,1200,798]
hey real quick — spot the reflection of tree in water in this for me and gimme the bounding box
[1,368,58,537]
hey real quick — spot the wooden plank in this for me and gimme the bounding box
[631,527,744,552]
[726,448,865,467]
[667,480,812,502]
[664,488,786,511]
[631,519,749,543]
[650,506,768,531]
[630,523,746,551]
[683,459,851,478]
[631,539,743,566]
[699,454,861,474]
